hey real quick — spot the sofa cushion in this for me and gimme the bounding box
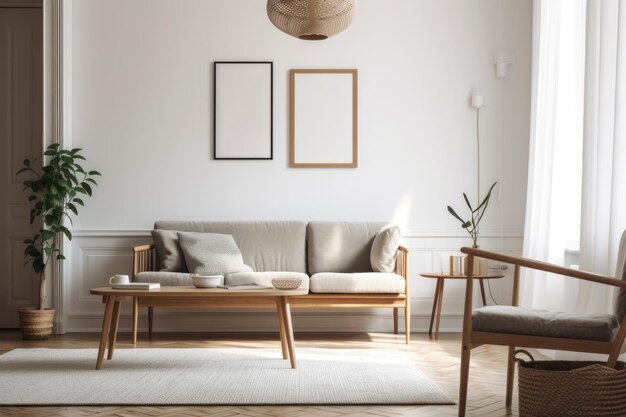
[472,305,619,342]
[225,271,310,291]
[370,224,401,273]
[307,222,386,275]
[151,230,187,272]
[134,271,191,286]
[178,232,252,276]
[155,221,306,273]
[309,272,405,293]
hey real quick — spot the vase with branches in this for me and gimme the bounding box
[16,143,100,339]
[447,181,498,248]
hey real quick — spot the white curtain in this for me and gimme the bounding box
[522,0,626,314]
[521,0,586,312]
[576,0,626,314]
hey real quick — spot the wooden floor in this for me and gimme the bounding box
[0,330,530,417]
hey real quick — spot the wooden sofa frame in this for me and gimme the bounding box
[130,244,411,344]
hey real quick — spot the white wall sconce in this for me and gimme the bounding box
[471,93,486,108]
[492,53,514,78]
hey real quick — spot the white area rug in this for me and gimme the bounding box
[0,348,453,405]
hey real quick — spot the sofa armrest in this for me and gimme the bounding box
[132,244,157,279]
[395,245,409,296]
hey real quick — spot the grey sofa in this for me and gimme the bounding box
[132,221,410,342]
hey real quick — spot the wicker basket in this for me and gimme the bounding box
[18,308,55,340]
[517,352,626,417]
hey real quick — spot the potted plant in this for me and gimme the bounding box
[447,181,498,249]
[447,181,497,275]
[16,143,100,339]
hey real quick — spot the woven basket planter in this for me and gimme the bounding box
[518,359,626,417]
[267,0,356,40]
[18,308,55,340]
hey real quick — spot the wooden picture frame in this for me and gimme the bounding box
[290,69,358,168]
[214,61,273,160]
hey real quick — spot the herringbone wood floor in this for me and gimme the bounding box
[0,330,535,417]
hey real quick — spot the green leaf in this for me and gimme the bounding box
[56,254,66,261]
[88,170,101,176]
[28,195,37,201]
[73,198,85,206]
[447,206,465,223]
[463,193,473,211]
[41,229,54,240]
[23,159,31,166]
[81,182,92,196]
[462,221,472,228]
[67,203,78,216]
[85,177,97,185]
[475,182,498,212]
[60,226,72,241]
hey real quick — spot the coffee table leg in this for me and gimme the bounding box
[132,297,138,345]
[96,296,115,370]
[148,307,154,339]
[107,298,122,360]
[275,298,289,360]
[280,296,297,369]
[428,279,441,338]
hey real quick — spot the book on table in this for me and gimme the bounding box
[217,284,273,290]
[111,283,160,290]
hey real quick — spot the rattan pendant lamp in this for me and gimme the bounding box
[267,0,357,40]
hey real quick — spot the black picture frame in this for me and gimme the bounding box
[213,61,273,160]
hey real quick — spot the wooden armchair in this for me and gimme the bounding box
[458,245,626,417]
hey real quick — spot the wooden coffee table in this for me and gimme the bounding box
[89,286,308,370]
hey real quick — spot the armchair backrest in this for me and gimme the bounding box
[613,230,626,322]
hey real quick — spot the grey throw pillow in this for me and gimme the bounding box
[152,230,187,272]
[178,232,252,276]
[370,224,401,273]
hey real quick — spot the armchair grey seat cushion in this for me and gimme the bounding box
[134,271,192,286]
[309,272,405,293]
[225,271,309,291]
[472,305,619,342]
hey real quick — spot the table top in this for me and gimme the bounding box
[90,286,309,297]
[419,273,505,280]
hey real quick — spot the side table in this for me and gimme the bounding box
[419,273,505,340]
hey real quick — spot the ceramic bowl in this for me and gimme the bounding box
[271,278,302,290]
[191,275,223,288]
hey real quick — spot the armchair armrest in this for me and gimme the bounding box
[461,246,626,288]
[132,243,157,279]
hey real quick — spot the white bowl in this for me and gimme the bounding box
[271,278,302,290]
[191,275,223,288]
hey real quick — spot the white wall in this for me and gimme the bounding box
[63,0,532,333]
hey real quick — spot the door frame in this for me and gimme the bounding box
[2,0,70,333]
[46,0,71,334]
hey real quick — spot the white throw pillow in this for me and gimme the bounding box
[370,225,401,273]
[178,232,252,276]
